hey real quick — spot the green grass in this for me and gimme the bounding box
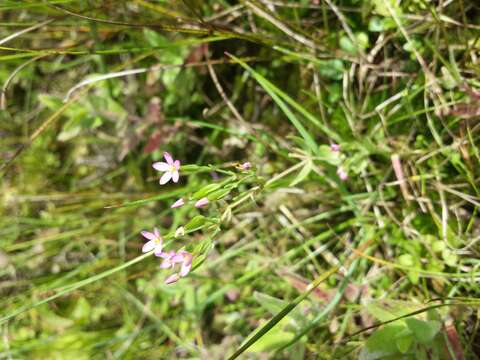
[1,0,480,358]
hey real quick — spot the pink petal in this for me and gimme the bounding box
[337,167,348,181]
[164,152,174,165]
[154,227,160,238]
[141,230,156,241]
[173,160,180,169]
[154,243,163,255]
[165,273,179,284]
[142,240,155,253]
[160,171,172,185]
[171,253,185,263]
[152,162,170,171]
[180,263,191,277]
[240,162,251,170]
[171,198,184,209]
[160,259,172,269]
[330,143,341,152]
[155,251,167,258]
[195,197,209,208]
[179,251,193,265]
[171,170,179,183]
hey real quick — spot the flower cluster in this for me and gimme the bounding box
[140,151,194,285]
[330,143,348,181]
[141,151,252,284]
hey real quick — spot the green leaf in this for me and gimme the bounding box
[398,254,414,267]
[366,300,423,322]
[227,266,339,359]
[317,145,341,166]
[340,36,357,54]
[442,249,458,267]
[192,183,222,200]
[38,93,63,110]
[405,318,441,344]
[317,59,344,80]
[207,188,231,201]
[395,331,413,353]
[290,160,312,186]
[246,319,295,353]
[371,0,402,17]
[70,298,91,325]
[254,292,305,326]
[185,215,207,231]
[366,324,405,353]
[368,17,384,32]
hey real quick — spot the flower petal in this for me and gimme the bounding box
[171,198,184,209]
[164,152,173,165]
[159,171,172,185]
[337,167,348,181]
[154,227,160,238]
[180,263,191,277]
[142,240,155,253]
[173,160,181,169]
[171,253,185,263]
[141,230,156,241]
[195,197,209,208]
[165,273,179,284]
[330,143,341,152]
[155,251,168,258]
[240,162,251,170]
[152,162,170,171]
[154,243,163,255]
[181,251,193,265]
[171,170,179,183]
[160,259,172,269]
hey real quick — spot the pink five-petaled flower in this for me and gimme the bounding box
[141,227,163,254]
[337,167,348,181]
[171,198,185,209]
[330,143,341,152]
[195,197,209,208]
[153,152,180,185]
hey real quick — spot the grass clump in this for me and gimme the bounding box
[1,0,480,358]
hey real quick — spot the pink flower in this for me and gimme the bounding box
[157,250,184,269]
[178,251,193,277]
[141,227,163,253]
[337,167,348,181]
[157,250,194,284]
[195,197,209,208]
[152,152,180,185]
[171,198,184,209]
[331,143,341,152]
[240,162,252,170]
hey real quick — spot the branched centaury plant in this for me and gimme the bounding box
[141,144,349,285]
[141,151,261,284]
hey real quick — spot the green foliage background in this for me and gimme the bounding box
[1,0,480,358]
